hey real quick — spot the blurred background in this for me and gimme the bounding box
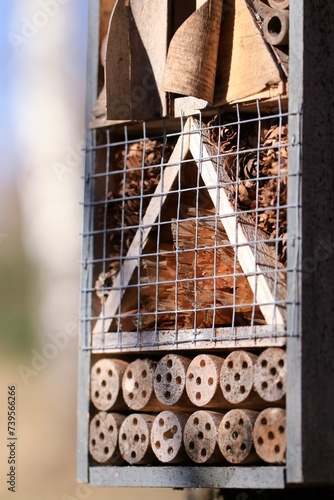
[0,1,188,499]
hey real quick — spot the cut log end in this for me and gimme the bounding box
[154,354,191,406]
[254,347,286,402]
[119,413,156,465]
[220,350,257,404]
[90,358,128,411]
[253,408,286,464]
[183,410,224,464]
[186,354,225,407]
[218,409,259,464]
[151,411,188,463]
[89,412,125,465]
[122,358,161,411]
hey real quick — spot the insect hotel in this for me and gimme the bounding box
[78,0,334,491]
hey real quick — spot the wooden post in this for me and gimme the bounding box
[253,408,286,464]
[151,411,188,464]
[119,413,157,464]
[154,354,193,409]
[183,410,224,464]
[90,358,128,411]
[122,358,165,411]
[253,348,286,403]
[220,350,263,408]
[217,409,259,464]
[186,354,225,408]
[89,411,125,464]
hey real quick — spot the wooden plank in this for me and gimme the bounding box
[90,465,286,488]
[92,120,191,335]
[92,325,287,352]
[214,0,283,106]
[163,0,223,102]
[189,118,286,327]
[105,0,170,120]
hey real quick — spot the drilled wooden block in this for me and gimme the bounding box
[254,348,286,403]
[218,409,259,464]
[122,358,164,411]
[119,413,156,465]
[253,408,286,464]
[151,411,188,464]
[89,411,125,465]
[220,350,261,407]
[154,354,192,408]
[183,410,224,464]
[186,354,225,408]
[90,358,128,411]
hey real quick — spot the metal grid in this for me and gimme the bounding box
[80,100,299,352]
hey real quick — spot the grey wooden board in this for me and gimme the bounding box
[92,325,286,352]
[90,465,285,488]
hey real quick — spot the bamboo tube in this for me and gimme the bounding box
[183,410,224,464]
[162,0,223,102]
[217,409,259,464]
[154,354,193,409]
[263,9,289,46]
[122,358,165,411]
[267,0,290,9]
[253,408,286,464]
[220,350,263,408]
[254,348,286,404]
[151,411,189,464]
[90,358,128,411]
[118,413,157,465]
[186,354,225,408]
[89,411,125,465]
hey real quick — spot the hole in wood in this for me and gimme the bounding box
[270,367,277,376]
[201,448,207,457]
[129,392,134,400]
[141,434,146,442]
[240,385,246,394]
[155,441,161,449]
[196,392,201,400]
[121,433,127,440]
[176,376,182,385]
[104,447,109,454]
[95,420,100,428]
[99,432,105,440]
[131,451,136,458]
[166,373,172,383]
[108,425,114,432]
[156,374,161,383]
[164,391,171,399]
[101,380,107,387]
[96,367,101,375]
[242,361,248,369]
[205,423,211,431]
[268,431,275,440]
[232,431,238,440]
[159,418,165,427]
[234,373,240,381]
[142,390,147,398]
[240,443,246,451]
[227,361,233,369]
[261,360,268,368]
[275,445,280,453]
[225,421,230,429]
[193,417,199,426]
[226,445,232,453]
[134,381,139,389]
[279,359,285,367]
[279,426,285,434]
[198,431,204,440]
[92,439,96,446]
[141,370,147,378]
[239,418,244,426]
[208,377,214,386]
[196,377,202,385]
[225,384,231,392]
[134,434,139,442]
[258,437,264,446]
[108,369,113,377]
[127,371,133,379]
[261,418,267,426]
[133,418,138,425]
[167,359,173,368]
[107,393,112,400]
[200,359,206,368]
[261,381,268,390]
[188,373,194,381]
[189,441,195,450]
[168,447,174,455]
[277,381,283,390]
[95,391,99,399]
[163,425,178,440]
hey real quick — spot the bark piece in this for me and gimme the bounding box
[183,410,224,464]
[90,358,128,411]
[254,347,286,403]
[253,408,286,464]
[151,411,188,464]
[186,354,225,408]
[218,409,259,464]
[119,413,156,464]
[89,411,125,464]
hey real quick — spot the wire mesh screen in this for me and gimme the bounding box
[81,101,297,352]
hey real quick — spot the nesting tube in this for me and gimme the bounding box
[151,411,188,464]
[263,9,289,46]
[89,412,125,465]
[119,413,157,465]
[183,410,224,464]
[268,0,290,9]
[90,358,128,411]
[218,409,259,464]
[253,408,286,464]
[186,354,225,408]
[254,348,286,404]
[154,354,193,409]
